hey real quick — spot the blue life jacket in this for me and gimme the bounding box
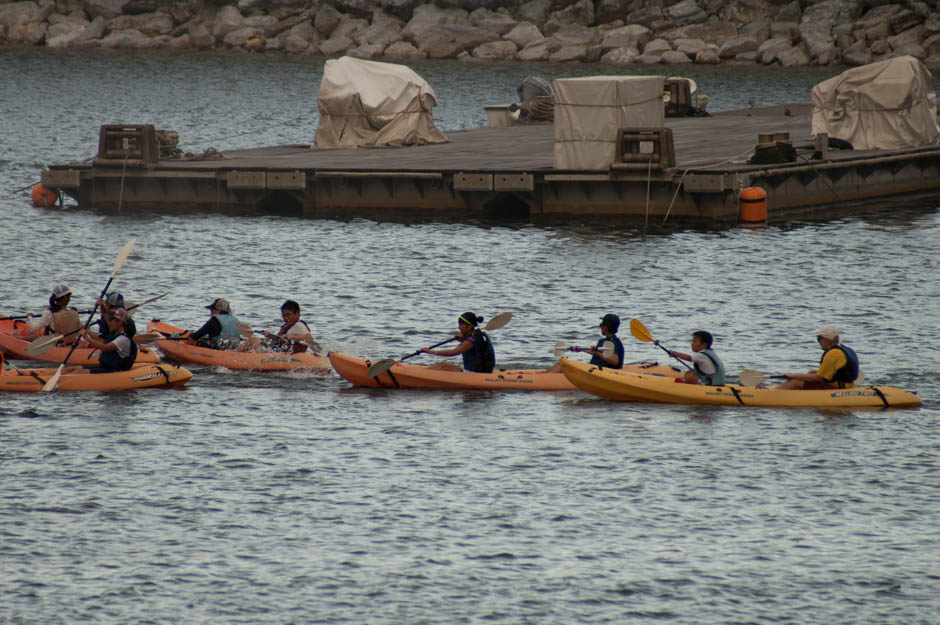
[821,344,859,386]
[213,313,242,349]
[98,330,138,371]
[462,330,495,373]
[694,347,726,385]
[590,335,624,369]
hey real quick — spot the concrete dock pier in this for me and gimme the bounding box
[40,102,940,225]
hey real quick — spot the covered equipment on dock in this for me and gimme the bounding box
[553,75,664,170]
[315,56,447,149]
[811,55,940,150]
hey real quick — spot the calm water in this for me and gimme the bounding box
[2,49,940,624]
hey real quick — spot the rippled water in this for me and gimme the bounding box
[2,49,940,624]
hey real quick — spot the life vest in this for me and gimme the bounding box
[462,330,495,373]
[51,308,82,345]
[821,344,859,387]
[97,329,138,371]
[590,335,625,369]
[212,313,242,349]
[278,320,311,353]
[694,348,726,385]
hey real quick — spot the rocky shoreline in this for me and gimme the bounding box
[2,0,939,70]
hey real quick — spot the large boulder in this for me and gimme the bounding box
[599,24,652,51]
[515,0,550,28]
[382,39,425,59]
[212,5,243,39]
[86,0,128,21]
[314,4,343,36]
[100,27,151,47]
[0,1,41,29]
[600,45,639,63]
[469,7,517,36]
[402,3,468,42]
[472,39,517,59]
[503,22,543,48]
[107,13,175,36]
[666,0,707,24]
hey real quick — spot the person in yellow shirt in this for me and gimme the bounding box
[777,326,859,389]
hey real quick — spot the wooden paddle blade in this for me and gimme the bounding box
[738,369,766,387]
[485,312,512,330]
[366,358,397,377]
[111,239,136,277]
[629,318,654,343]
[41,365,64,392]
[26,334,63,356]
[235,322,258,339]
[133,332,164,344]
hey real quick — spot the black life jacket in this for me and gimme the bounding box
[98,329,138,371]
[462,329,495,373]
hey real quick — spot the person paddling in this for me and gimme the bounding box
[79,308,138,372]
[776,326,859,389]
[20,283,82,346]
[420,312,496,373]
[667,330,726,385]
[240,299,318,353]
[187,298,242,349]
[95,292,137,337]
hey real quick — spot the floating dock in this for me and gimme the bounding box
[40,103,940,225]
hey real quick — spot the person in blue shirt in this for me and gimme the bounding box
[667,330,726,385]
[585,313,625,368]
[187,298,242,349]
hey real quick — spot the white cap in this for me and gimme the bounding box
[51,283,72,299]
[817,326,839,341]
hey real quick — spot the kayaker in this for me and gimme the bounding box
[546,313,625,372]
[420,312,495,373]
[667,330,726,385]
[776,326,859,389]
[240,299,318,353]
[95,292,137,337]
[187,298,242,349]
[80,307,138,372]
[20,282,82,346]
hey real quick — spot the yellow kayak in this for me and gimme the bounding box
[559,358,921,408]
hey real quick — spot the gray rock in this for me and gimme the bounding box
[666,0,706,23]
[315,4,342,37]
[924,32,940,55]
[515,0,550,28]
[331,17,368,40]
[668,16,736,45]
[348,42,387,58]
[800,25,836,64]
[889,9,921,34]
[108,13,174,36]
[472,39,517,59]
[695,46,721,63]
[777,44,810,66]
[595,0,631,25]
[892,42,926,58]
[188,22,215,49]
[719,36,759,57]
[547,0,595,27]
[662,49,692,63]
[643,37,673,54]
[599,24,651,50]
[516,41,551,60]
[223,26,262,46]
[282,33,314,53]
[503,22,543,48]
[0,1,42,28]
[319,34,354,56]
[770,21,800,41]
[635,53,664,63]
[600,45,639,63]
[925,13,940,34]
[354,19,402,47]
[775,0,802,23]
[469,7,516,36]
[674,37,705,56]
[86,0,128,21]
[46,19,87,47]
[734,50,760,62]
[758,36,793,63]
[548,23,598,47]
[100,27,150,47]
[840,39,872,65]
[212,5,243,39]
[382,39,425,59]
[801,0,863,28]
[887,24,924,48]
[550,43,589,61]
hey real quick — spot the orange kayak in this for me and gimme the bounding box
[0,363,192,392]
[328,351,682,390]
[0,317,161,365]
[148,320,330,373]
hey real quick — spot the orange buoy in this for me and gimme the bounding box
[31,184,58,207]
[739,187,767,222]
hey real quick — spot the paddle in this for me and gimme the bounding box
[629,318,692,370]
[4,310,95,321]
[26,292,168,357]
[41,239,136,392]
[552,340,614,359]
[739,368,865,387]
[235,322,322,352]
[367,311,513,377]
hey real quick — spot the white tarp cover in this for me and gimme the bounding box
[811,55,940,150]
[315,56,447,149]
[553,75,665,170]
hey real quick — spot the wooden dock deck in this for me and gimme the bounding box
[41,103,940,225]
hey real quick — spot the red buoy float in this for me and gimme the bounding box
[739,187,767,222]
[31,184,58,207]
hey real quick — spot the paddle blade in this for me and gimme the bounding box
[857,369,865,384]
[236,322,255,339]
[26,334,63,356]
[630,318,654,343]
[598,342,614,358]
[41,364,64,392]
[367,358,397,377]
[111,239,136,277]
[485,312,512,331]
[553,340,568,358]
[133,332,164,344]
[738,369,766,387]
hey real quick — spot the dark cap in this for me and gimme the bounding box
[600,313,620,332]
